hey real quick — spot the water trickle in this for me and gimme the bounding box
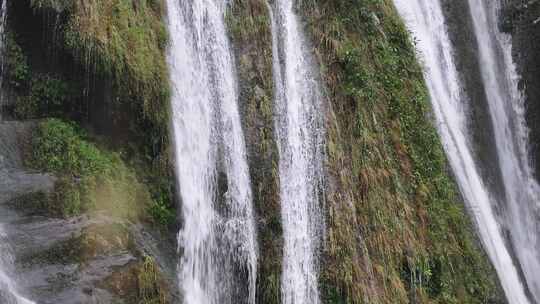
[268,1,325,303]
[165,0,257,303]
[394,0,538,303]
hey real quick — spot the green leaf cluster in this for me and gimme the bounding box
[29,119,150,218]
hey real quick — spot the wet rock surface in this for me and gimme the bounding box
[506,0,540,178]
[440,0,508,204]
[0,120,179,304]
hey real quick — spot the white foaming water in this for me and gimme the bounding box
[467,0,540,302]
[268,1,325,303]
[166,0,257,303]
[393,0,531,303]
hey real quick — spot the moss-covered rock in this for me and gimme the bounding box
[16,218,171,303]
[5,0,176,226]
[98,256,169,304]
[28,0,169,124]
[9,1,171,170]
[1,3,176,301]
[297,0,502,303]
[227,1,283,303]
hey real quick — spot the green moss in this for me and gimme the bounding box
[300,0,501,303]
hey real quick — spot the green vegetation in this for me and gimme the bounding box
[26,118,175,224]
[299,0,501,303]
[2,1,174,301]
[29,0,169,116]
[137,255,168,304]
[5,33,30,90]
[14,74,74,119]
[4,33,76,119]
[60,0,169,124]
[24,0,170,150]
[148,195,176,226]
[28,118,150,218]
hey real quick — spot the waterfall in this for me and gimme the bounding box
[467,1,540,302]
[165,0,257,303]
[394,0,539,303]
[268,1,325,303]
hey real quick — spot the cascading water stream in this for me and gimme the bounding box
[166,0,257,303]
[394,0,539,303]
[268,1,325,303]
[0,1,35,303]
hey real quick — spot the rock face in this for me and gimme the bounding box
[0,121,178,304]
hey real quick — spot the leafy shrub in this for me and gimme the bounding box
[14,74,72,119]
[31,119,109,175]
[148,197,175,227]
[4,33,30,89]
[29,119,152,218]
[4,32,76,119]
